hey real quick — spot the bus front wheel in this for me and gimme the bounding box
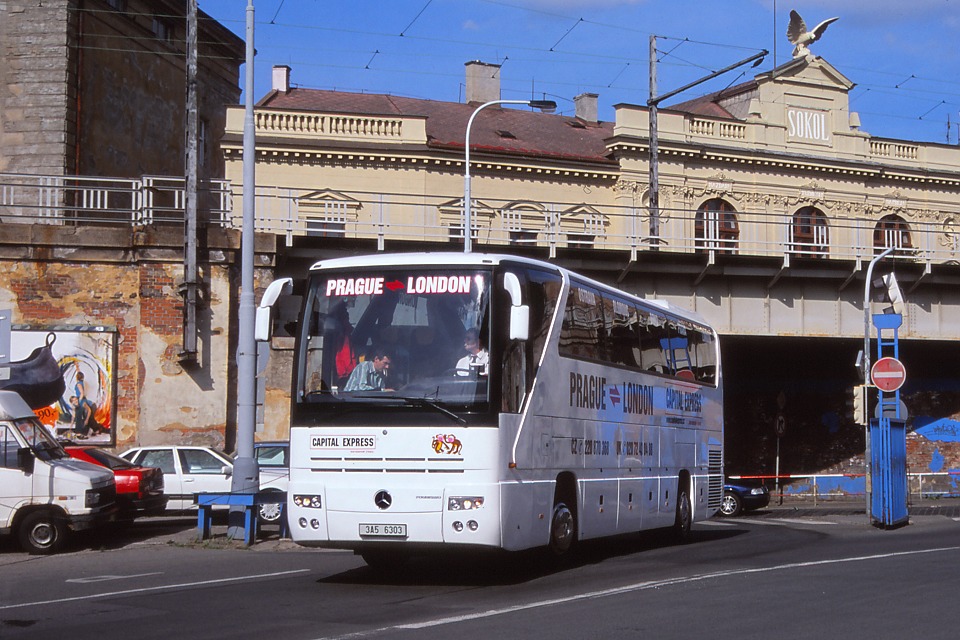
[549,501,576,555]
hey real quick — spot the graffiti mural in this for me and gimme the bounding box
[10,327,117,446]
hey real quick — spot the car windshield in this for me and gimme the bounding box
[13,417,68,462]
[297,268,490,408]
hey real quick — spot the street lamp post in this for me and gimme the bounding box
[463,99,556,253]
[230,0,259,539]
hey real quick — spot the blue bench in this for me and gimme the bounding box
[195,492,288,545]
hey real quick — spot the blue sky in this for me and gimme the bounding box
[198,0,960,144]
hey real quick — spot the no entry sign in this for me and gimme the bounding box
[871,357,906,392]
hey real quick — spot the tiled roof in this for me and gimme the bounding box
[259,88,616,164]
[666,78,758,120]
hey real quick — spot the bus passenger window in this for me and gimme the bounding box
[604,295,641,369]
[559,285,605,362]
[637,310,668,374]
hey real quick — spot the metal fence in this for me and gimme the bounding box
[731,471,960,505]
[232,184,960,267]
[3,172,960,270]
[0,173,232,226]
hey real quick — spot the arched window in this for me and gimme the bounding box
[695,199,739,254]
[791,206,829,258]
[874,214,912,253]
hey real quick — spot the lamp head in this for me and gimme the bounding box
[527,99,557,113]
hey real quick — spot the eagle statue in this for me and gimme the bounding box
[786,10,839,58]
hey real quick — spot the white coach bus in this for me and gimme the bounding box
[260,253,723,567]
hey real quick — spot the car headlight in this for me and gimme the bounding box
[750,487,766,496]
[293,494,322,509]
[448,496,484,511]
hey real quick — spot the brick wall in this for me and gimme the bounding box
[0,222,278,451]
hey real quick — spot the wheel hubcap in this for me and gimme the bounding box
[259,502,282,521]
[721,496,736,514]
[550,504,574,553]
[32,523,55,546]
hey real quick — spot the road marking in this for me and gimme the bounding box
[739,517,838,526]
[0,569,310,611]
[66,573,163,584]
[697,520,736,526]
[313,546,960,640]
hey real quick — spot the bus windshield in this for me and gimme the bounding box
[297,268,491,409]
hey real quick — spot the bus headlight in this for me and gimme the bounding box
[448,496,484,511]
[293,494,322,509]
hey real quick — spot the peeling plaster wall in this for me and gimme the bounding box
[0,223,278,452]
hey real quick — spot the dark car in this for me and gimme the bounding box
[719,480,770,517]
[65,446,167,520]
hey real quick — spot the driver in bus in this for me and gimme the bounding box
[455,328,488,377]
[344,347,394,391]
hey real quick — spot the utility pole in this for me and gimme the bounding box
[648,36,660,248]
[181,0,199,363]
[647,44,768,252]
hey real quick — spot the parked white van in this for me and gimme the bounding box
[0,390,116,554]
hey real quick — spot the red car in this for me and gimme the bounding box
[65,446,167,519]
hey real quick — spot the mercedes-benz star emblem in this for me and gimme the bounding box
[374,490,392,510]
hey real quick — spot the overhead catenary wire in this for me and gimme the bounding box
[46,2,960,143]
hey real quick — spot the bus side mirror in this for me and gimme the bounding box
[17,447,34,474]
[255,277,293,342]
[503,272,529,341]
[510,305,529,341]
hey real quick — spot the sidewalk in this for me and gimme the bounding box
[758,496,960,521]
[123,515,306,552]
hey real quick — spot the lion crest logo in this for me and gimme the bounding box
[432,434,462,455]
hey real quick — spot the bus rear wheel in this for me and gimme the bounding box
[549,501,576,555]
[673,488,692,543]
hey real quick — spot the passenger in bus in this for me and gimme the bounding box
[455,328,488,377]
[344,347,393,391]
[329,303,357,384]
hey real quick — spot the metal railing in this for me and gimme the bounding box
[234,183,960,266]
[0,173,233,226]
[731,471,960,505]
[4,173,960,270]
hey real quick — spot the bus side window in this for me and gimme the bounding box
[603,295,641,369]
[559,285,604,362]
[637,309,668,374]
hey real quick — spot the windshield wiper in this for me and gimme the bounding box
[342,393,467,425]
[397,396,467,426]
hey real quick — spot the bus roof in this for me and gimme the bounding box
[307,252,712,329]
[308,252,550,272]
